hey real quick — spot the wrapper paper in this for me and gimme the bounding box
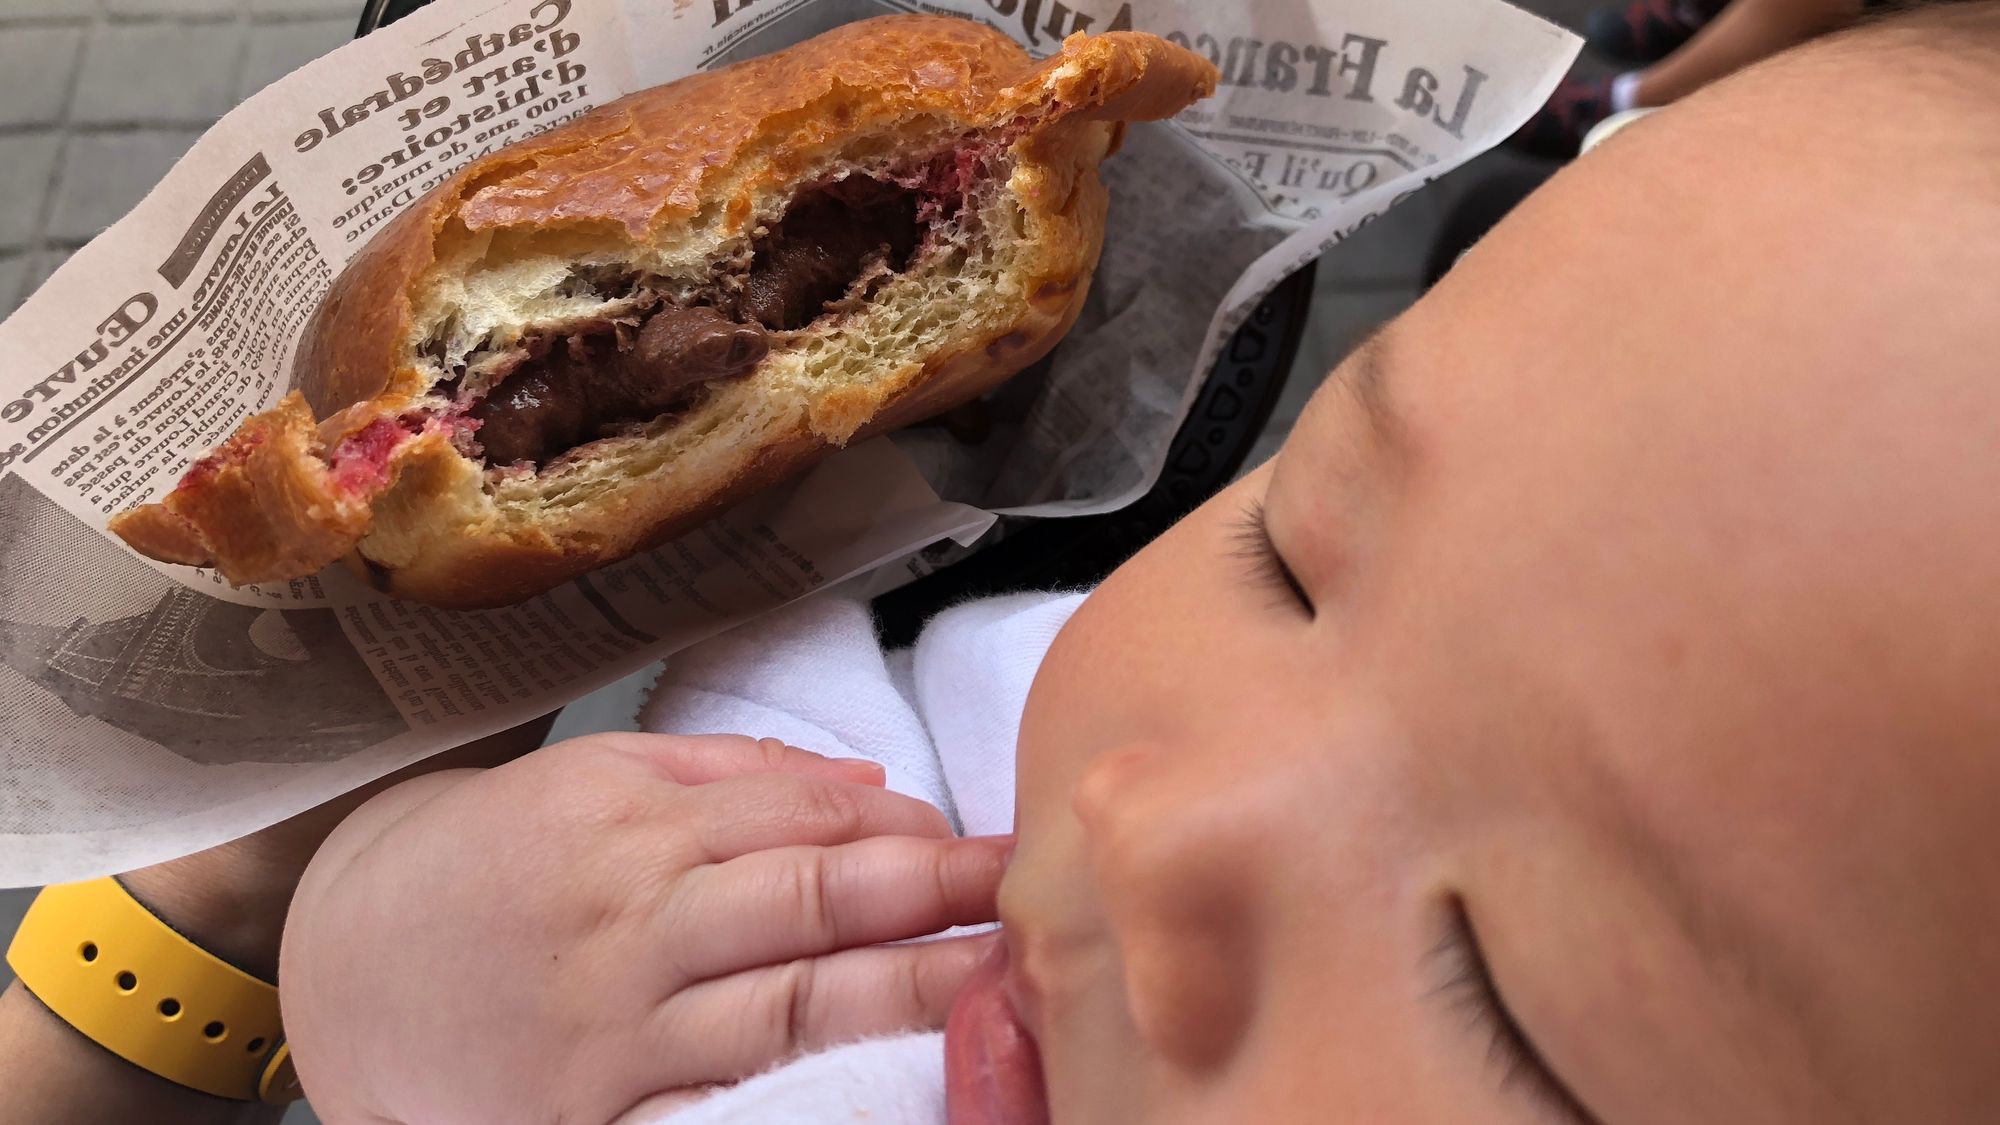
[0,0,1575,884]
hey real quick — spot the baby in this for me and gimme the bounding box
[278,4,2000,1122]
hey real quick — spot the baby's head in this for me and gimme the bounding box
[958,6,2000,1121]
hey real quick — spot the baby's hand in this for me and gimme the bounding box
[280,733,1007,1125]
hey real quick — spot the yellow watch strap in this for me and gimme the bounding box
[5,877,296,1103]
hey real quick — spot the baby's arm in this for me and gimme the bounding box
[280,734,1007,1125]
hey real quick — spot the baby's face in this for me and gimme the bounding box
[951,28,2000,1125]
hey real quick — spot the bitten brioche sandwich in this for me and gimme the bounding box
[109,15,1217,609]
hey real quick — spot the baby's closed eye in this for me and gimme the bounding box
[1431,897,1599,1124]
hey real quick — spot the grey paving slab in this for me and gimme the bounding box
[248,0,359,17]
[235,15,348,101]
[0,25,85,127]
[71,20,244,124]
[0,130,62,248]
[13,245,72,308]
[0,0,92,18]
[47,128,198,240]
[107,0,242,15]
[0,251,26,315]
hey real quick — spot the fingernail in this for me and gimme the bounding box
[966,834,1018,862]
[830,757,887,780]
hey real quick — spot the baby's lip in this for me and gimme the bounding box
[945,938,1050,1125]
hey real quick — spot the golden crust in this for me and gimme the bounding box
[108,394,363,582]
[113,16,1217,608]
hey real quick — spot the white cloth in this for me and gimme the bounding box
[634,589,1084,1125]
[644,1031,949,1125]
[1581,106,1658,155]
[1608,70,1642,115]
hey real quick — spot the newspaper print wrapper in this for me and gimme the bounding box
[0,0,1577,884]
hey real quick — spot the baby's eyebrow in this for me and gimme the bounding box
[1348,329,1397,438]
[1317,325,1406,463]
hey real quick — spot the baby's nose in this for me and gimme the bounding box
[1072,743,1272,1070]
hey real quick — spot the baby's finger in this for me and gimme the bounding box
[651,932,1000,1084]
[683,772,955,861]
[669,835,1009,980]
[572,732,887,787]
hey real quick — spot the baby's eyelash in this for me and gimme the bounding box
[1429,898,1599,1125]
[1229,499,1313,615]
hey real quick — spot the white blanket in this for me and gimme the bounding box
[635,590,1083,1124]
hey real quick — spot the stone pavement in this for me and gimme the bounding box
[0,0,356,314]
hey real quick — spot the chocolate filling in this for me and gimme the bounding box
[467,178,931,468]
[470,307,769,467]
[741,177,923,331]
